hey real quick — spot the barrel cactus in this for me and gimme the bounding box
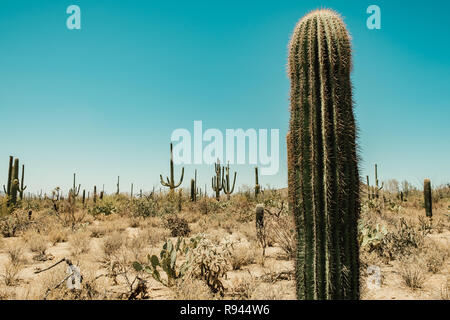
[287,9,360,300]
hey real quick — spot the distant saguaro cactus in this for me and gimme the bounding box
[424,179,432,218]
[116,176,120,195]
[160,143,184,194]
[255,204,266,256]
[211,159,223,201]
[287,9,360,300]
[222,162,237,200]
[254,167,261,199]
[93,186,97,204]
[70,173,81,198]
[19,164,27,200]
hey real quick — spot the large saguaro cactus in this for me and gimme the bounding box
[160,143,184,194]
[287,9,360,300]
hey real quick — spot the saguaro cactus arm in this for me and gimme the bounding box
[222,163,237,196]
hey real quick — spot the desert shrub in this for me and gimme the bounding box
[89,201,116,216]
[0,211,32,237]
[187,236,233,296]
[141,227,169,246]
[377,218,424,260]
[133,237,198,287]
[48,227,69,244]
[1,245,25,286]
[358,221,387,252]
[24,232,48,256]
[267,212,296,259]
[69,231,91,256]
[131,198,158,218]
[1,261,21,286]
[400,262,426,290]
[103,232,125,257]
[165,216,190,237]
[229,276,258,300]
[198,198,221,215]
[230,245,257,270]
[175,276,213,300]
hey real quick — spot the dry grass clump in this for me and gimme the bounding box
[1,245,25,286]
[441,278,450,300]
[24,231,48,255]
[69,231,91,256]
[423,242,448,274]
[140,227,170,246]
[399,259,426,290]
[267,213,296,259]
[230,245,257,270]
[229,275,258,300]
[48,228,69,244]
[175,276,214,300]
[103,232,125,256]
[89,224,108,238]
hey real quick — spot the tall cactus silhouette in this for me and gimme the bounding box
[287,9,360,300]
[424,179,432,218]
[70,173,81,198]
[222,162,237,200]
[254,167,261,199]
[3,156,25,206]
[160,143,184,194]
[211,159,223,201]
[19,164,27,200]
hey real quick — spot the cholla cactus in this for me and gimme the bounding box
[287,9,360,300]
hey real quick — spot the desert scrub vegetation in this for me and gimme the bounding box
[0,151,449,300]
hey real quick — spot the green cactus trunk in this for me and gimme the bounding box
[287,9,360,300]
[5,156,13,196]
[424,179,432,218]
[211,160,223,201]
[9,158,20,206]
[254,167,260,199]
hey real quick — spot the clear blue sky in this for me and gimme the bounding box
[1,0,449,195]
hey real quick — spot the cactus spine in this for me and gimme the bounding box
[287,9,360,300]
[160,143,184,194]
[424,179,432,218]
[211,159,223,201]
[222,162,237,200]
[254,167,260,198]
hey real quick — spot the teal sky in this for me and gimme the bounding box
[1,0,449,195]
